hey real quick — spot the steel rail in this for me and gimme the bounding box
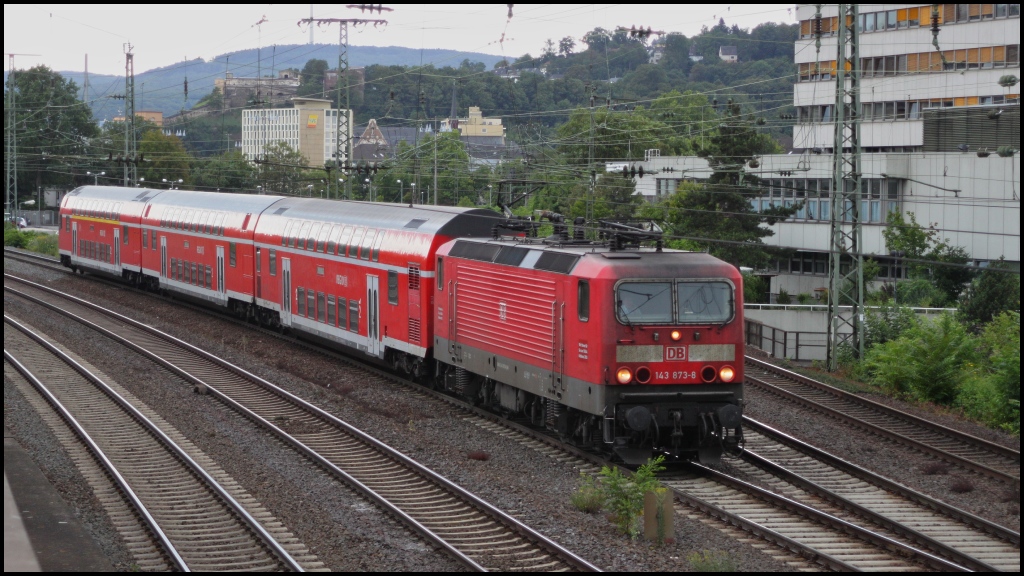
[3,274,600,573]
[2,347,190,572]
[744,357,1020,488]
[5,315,306,572]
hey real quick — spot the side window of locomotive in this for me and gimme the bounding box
[616,282,673,325]
[578,280,590,322]
[437,258,444,289]
[388,271,399,305]
[677,282,734,324]
[229,242,237,267]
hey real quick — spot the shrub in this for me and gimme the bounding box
[742,273,767,304]
[865,303,918,349]
[776,288,792,305]
[570,473,604,514]
[895,278,949,308]
[598,456,665,539]
[26,233,59,257]
[861,314,977,404]
[797,293,811,305]
[958,259,1021,331]
[4,227,27,248]
[687,550,737,572]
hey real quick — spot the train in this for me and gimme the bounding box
[57,186,745,464]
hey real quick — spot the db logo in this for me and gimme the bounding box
[666,346,687,361]
[498,301,507,322]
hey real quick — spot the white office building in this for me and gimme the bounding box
[242,98,352,168]
[638,4,1020,299]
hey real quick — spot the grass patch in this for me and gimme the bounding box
[4,228,58,257]
[687,550,736,572]
[570,474,604,514]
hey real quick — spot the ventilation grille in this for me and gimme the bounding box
[408,264,421,290]
[449,241,502,262]
[273,207,289,215]
[408,318,421,344]
[404,218,428,229]
[534,252,581,274]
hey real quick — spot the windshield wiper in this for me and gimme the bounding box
[617,299,633,329]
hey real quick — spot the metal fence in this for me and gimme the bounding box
[745,319,837,362]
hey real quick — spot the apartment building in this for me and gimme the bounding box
[637,4,1020,298]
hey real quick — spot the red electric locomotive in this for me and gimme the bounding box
[434,222,744,464]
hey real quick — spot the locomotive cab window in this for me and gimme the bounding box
[437,258,444,289]
[678,282,734,324]
[616,282,673,324]
[578,280,590,322]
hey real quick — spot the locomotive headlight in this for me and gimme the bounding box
[719,366,736,383]
[670,330,682,341]
[616,367,633,385]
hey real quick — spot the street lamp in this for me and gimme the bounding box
[137,178,145,188]
[488,184,493,207]
[162,178,183,190]
[87,171,106,185]
[364,178,372,202]
[397,179,403,204]
[307,184,314,197]
[410,183,416,205]
[257,185,263,195]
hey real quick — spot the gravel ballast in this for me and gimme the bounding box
[4,260,801,571]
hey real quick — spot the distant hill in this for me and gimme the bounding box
[48,44,506,121]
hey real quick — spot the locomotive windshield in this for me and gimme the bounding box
[616,281,734,325]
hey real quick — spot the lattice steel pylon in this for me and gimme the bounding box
[6,55,17,218]
[124,44,137,187]
[827,4,865,371]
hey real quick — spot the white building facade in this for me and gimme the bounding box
[637,4,1020,299]
[242,98,352,168]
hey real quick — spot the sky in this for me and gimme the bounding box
[4,4,796,76]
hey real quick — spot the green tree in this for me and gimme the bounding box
[5,64,99,198]
[929,244,976,305]
[260,141,311,196]
[138,129,192,186]
[298,59,330,98]
[883,211,936,267]
[662,102,790,268]
[190,149,257,192]
[958,259,1021,330]
[558,36,576,57]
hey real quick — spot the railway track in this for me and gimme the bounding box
[3,273,599,573]
[745,357,1021,488]
[736,418,1020,572]
[6,252,1018,571]
[3,315,312,572]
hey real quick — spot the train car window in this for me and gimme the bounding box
[198,264,205,288]
[616,282,673,325]
[371,231,385,262]
[297,288,306,316]
[307,291,316,319]
[348,228,365,258]
[151,230,157,250]
[199,212,211,234]
[214,213,226,236]
[316,224,330,253]
[282,221,293,247]
[437,258,444,289]
[578,280,590,322]
[308,223,322,251]
[337,226,353,256]
[255,248,262,273]
[326,226,340,255]
[269,249,277,276]
[360,229,376,260]
[677,282,734,324]
[298,222,312,250]
[388,271,399,305]
[191,263,198,285]
[349,300,359,332]
[327,296,336,326]
[123,226,130,245]
[142,226,148,249]
[205,266,212,289]
[338,297,348,330]
[317,292,327,322]
[229,242,237,267]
